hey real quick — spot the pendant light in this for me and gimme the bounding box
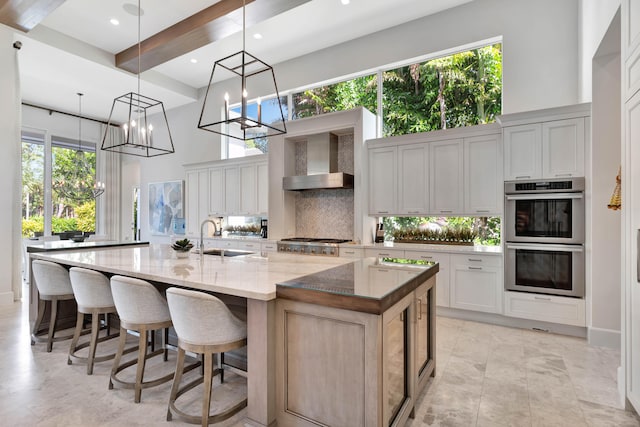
[198,0,286,141]
[101,0,175,157]
[53,93,105,201]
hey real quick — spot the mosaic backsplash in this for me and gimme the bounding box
[294,133,354,240]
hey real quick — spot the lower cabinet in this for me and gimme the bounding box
[405,250,450,308]
[365,248,406,259]
[275,275,436,427]
[504,291,585,327]
[340,247,365,258]
[450,254,502,314]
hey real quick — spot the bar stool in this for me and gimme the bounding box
[166,287,247,426]
[67,267,119,375]
[31,260,75,352]
[109,275,196,403]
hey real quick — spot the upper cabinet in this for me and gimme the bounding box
[185,169,209,236]
[367,125,502,217]
[429,139,463,214]
[499,104,590,181]
[623,0,640,100]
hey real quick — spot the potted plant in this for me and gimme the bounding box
[171,238,194,259]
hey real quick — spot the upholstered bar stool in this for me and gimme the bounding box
[31,260,75,352]
[166,287,247,426]
[109,275,187,403]
[68,267,119,375]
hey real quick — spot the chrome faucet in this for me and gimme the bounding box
[200,219,218,254]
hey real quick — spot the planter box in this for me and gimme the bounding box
[394,239,474,246]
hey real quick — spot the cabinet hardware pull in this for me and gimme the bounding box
[515,175,531,179]
[377,211,389,214]
[555,173,572,177]
[345,251,355,254]
[468,258,482,262]
[408,211,420,214]
[637,229,640,283]
[378,269,389,273]
[417,298,422,320]
[421,256,433,259]
[476,210,490,213]
[378,253,390,256]
[440,210,453,213]
[468,266,482,270]
[534,296,552,301]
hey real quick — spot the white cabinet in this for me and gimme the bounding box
[185,169,209,236]
[503,124,542,181]
[404,250,450,307]
[429,139,463,214]
[223,166,239,215]
[398,144,429,214]
[261,241,277,253]
[503,118,586,181]
[257,162,269,215]
[368,147,397,215]
[623,0,640,99]
[504,291,585,327]
[450,254,502,314]
[239,164,257,215]
[340,247,365,258]
[464,134,502,214]
[237,240,260,252]
[208,167,224,215]
[542,118,585,178]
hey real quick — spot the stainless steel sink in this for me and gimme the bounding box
[199,248,253,257]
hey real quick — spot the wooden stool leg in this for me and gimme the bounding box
[167,347,187,422]
[32,298,46,345]
[87,311,100,375]
[163,328,169,361]
[68,311,84,365]
[134,329,149,403]
[47,299,59,352]
[109,327,128,390]
[202,352,214,427]
[220,353,224,384]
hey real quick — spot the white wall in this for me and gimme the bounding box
[22,104,104,143]
[579,0,621,102]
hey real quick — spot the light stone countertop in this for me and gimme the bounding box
[342,241,503,254]
[30,244,353,301]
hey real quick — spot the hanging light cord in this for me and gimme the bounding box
[137,0,141,95]
[242,0,246,52]
[77,93,83,151]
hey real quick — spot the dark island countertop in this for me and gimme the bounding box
[276,258,439,314]
[26,239,149,253]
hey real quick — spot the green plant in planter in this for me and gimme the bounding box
[171,238,194,252]
[392,226,478,245]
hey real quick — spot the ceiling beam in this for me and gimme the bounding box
[116,0,310,75]
[0,0,65,32]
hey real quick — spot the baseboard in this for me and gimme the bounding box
[618,366,626,409]
[437,306,587,338]
[588,327,621,349]
[0,291,15,305]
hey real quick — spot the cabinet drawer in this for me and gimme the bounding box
[365,248,405,259]
[237,241,260,251]
[450,253,502,267]
[261,242,277,252]
[216,240,239,249]
[340,248,364,258]
[504,291,585,327]
[404,251,450,307]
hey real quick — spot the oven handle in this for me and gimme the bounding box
[505,193,583,201]
[506,244,584,252]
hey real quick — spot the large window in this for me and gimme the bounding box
[21,131,98,237]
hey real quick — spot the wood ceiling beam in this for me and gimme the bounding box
[0,0,65,32]
[116,0,310,75]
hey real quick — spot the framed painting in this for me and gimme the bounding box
[148,180,184,235]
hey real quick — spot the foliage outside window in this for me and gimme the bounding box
[22,135,97,237]
[382,216,501,246]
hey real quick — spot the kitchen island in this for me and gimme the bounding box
[30,244,438,427]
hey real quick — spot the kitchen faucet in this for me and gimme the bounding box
[200,219,218,254]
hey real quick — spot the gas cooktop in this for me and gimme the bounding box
[280,238,351,244]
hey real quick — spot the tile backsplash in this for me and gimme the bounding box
[294,133,354,240]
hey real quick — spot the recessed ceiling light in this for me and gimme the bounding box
[341,0,350,5]
[190,58,198,64]
[110,18,120,26]
[253,33,263,40]
[122,3,144,16]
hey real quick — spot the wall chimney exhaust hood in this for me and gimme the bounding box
[282,132,354,191]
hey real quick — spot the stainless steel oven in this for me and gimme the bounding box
[505,243,585,297]
[505,178,585,245]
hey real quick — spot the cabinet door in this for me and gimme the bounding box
[542,118,585,178]
[623,0,640,99]
[369,147,397,215]
[223,166,239,215]
[429,139,463,214]
[185,170,202,236]
[364,248,405,259]
[257,162,268,215]
[404,251,450,307]
[414,277,435,394]
[398,144,428,215]
[450,263,502,313]
[208,167,224,215]
[503,124,542,180]
[239,164,257,215]
[464,134,502,215]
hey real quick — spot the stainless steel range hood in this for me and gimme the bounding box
[282,132,354,191]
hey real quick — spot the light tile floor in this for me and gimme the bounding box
[1,296,639,426]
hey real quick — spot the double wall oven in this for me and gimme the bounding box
[504,178,585,298]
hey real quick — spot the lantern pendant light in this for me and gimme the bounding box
[198,0,286,141]
[101,0,175,157]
